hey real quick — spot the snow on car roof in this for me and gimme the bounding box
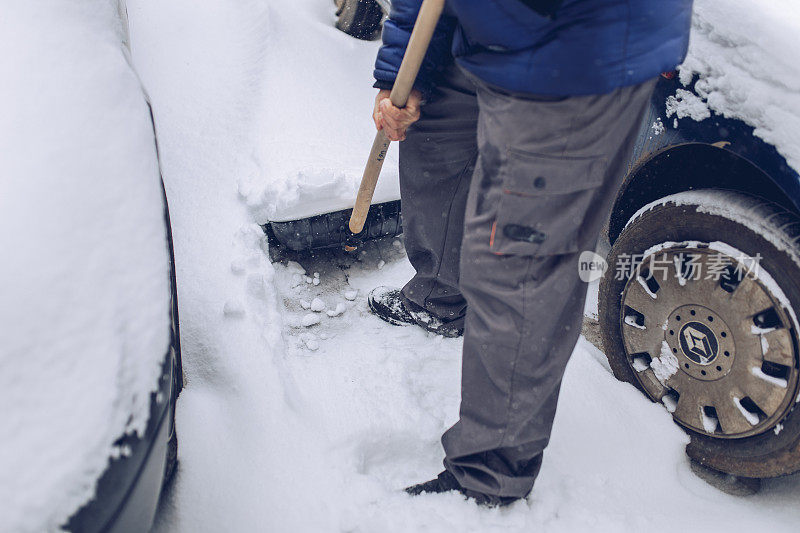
[671,0,800,173]
[0,1,171,530]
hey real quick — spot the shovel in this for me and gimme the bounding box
[345,0,446,250]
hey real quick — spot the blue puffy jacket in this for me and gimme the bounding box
[374,0,693,97]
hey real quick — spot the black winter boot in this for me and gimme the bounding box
[405,470,520,507]
[368,287,463,338]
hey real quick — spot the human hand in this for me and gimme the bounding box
[372,88,422,142]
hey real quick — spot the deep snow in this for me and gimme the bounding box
[0,2,170,531]
[122,0,800,531]
[233,1,401,223]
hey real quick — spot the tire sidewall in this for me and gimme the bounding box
[335,0,383,40]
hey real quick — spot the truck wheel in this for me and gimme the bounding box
[335,0,383,40]
[599,189,800,478]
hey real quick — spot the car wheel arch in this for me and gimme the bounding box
[607,142,800,245]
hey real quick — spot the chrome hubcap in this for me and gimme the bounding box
[620,245,800,438]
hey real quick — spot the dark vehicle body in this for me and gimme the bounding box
[610,74,800,246]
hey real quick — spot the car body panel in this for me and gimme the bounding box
[630,75,800,211]
[65,345,177,533]
[606,74,800,245]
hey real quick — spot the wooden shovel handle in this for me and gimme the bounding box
[348,0,446,235]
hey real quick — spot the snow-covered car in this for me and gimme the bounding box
[1,2,182,531]
[271,2,800,479]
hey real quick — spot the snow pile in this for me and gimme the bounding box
[0,1,170,531]
[233,1,400,223]
[672,0,800,172]
[651,341,680,385]
[665,89,710,122]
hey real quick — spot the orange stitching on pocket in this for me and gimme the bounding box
[489,221,506,256]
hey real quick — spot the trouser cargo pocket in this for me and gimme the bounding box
[490,148,607,257]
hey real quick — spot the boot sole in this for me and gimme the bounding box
[368,298,415,327]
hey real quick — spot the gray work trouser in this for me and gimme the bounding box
[399,62,656,498]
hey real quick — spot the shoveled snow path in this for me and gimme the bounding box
[251,241,800,532]
[126,0,800,531]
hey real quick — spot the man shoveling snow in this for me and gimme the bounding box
[367,0,693,506]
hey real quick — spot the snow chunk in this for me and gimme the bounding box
[651,118,665,136]
[733,397,760,425]
[310,298,325,312]
[662,394,678,414]
[303,337,320,351]
[299,300,311,310]
[344,290,358,301]
[751,325,776,335]
[631,356,650,372]
[650,341,680,385]
[110,444,133,460]
[751,366,788,389]
[665,89,711,121]
[636,275,658,299]
[624,315,646,330]
[301,313,321,327]
[701,409,719,433]
[326,303,346,317]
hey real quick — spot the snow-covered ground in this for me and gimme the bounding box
[123,0,800,531]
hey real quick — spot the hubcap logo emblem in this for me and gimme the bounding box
[679,322,719,365]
